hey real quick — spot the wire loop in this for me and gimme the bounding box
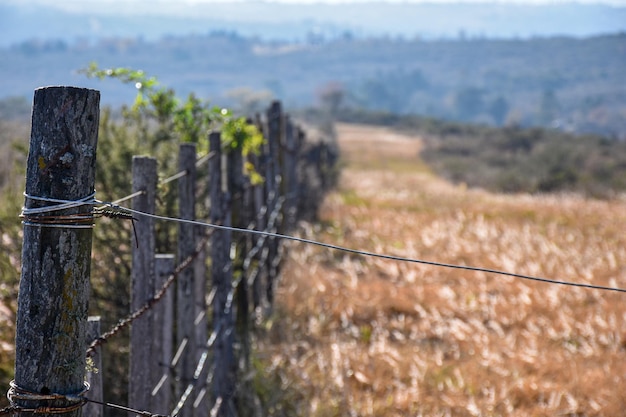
[5,380,90,415]
[20,192,98,229]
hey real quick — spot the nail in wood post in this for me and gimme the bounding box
[176,143,197,417]
[85,316,103,417]
[153,254,175,415]
[14,86,99,417]
[129,156,157,412]
[209,131,235,416]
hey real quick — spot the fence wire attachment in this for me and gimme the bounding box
[93,205,140,246]
[2,380,90,415]
[20,192,98,229]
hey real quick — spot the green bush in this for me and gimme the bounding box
[335,107,626,197]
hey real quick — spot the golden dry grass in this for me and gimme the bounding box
[258,123,626,416]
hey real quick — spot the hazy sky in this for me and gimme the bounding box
[138,0,619,3]
[8,0,626,4]
[6,0,626,11]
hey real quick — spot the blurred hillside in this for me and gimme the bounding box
[1,32,625,137]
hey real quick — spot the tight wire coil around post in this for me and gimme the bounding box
[20,192,98,229]
[2,380,90,415]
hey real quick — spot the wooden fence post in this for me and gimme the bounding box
[209,131,235,417]
[13,86,99,417]
[176,143,197,417]
[153,254,175,415]
[85,316,103,417]
[282,115,299,231]
[250,115,269,312]
[265,101,283,304]
[192,244,208,417]
[227,148,245,322]
[129,156,157,412]
[193,245,209,417]
[227,144,253,387]
[190,137,215,417]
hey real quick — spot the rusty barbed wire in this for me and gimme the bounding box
[86,228,214,358]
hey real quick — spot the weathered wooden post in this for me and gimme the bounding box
[13,86,100,417]
[209,131,235,417]
[226,146,244,302]
[227,142,252,385]
[153,254,175,415]
[282,115,299,232]
[265,101,283,304]
[129,156,157,412]
[176,143,197,417]
[193,245,208,417]
[250,115,269,312]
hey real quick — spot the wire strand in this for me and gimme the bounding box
[84,398,170,417]
[160,169,189,186]
[99,202,626,294]
[21,192,97,215]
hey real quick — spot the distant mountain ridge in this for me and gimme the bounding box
[2,1,625,136]
[1,1,625,46]
[1,30,624,137]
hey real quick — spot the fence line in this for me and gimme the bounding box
[88,99,330,417]
[0,93,329,417]
[6,88,626,417]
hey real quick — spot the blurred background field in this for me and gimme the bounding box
[263,124,626,416]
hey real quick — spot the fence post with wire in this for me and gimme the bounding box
[12,86,100,417]
[152,254,175,416]
[265,101,282,306]
[176,143,198,417]
[129,156,159,412]
[208,130,236,416]
[5,92,339,417]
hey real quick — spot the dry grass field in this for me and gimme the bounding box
[258,124,626,416]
